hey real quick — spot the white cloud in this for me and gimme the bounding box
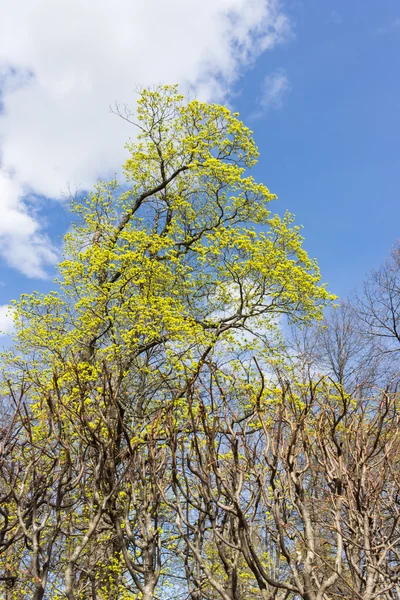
[257,68,290,113]
[0,305,15,336]
[0,171,59,278]
[0,0,290,278]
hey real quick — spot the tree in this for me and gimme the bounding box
[1,85,333,598]
[312,302,380,393]
[356,241,400,361]
[165,358,400,600]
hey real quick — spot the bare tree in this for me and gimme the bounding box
[164,359,400,600]
[356,241,400,364]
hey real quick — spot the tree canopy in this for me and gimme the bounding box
[1,86,399,600]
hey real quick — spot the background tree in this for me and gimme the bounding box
[354,241,400,372]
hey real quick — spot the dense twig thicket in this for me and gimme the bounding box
[1,87,399,599]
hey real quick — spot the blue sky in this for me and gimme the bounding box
[240,0,400,297]
[0,0,399,334]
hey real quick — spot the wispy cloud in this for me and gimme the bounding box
[330,11,343,25]
[375,17,400,36]
[0,0,291,278]
[251,68,290,118]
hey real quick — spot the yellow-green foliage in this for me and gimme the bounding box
[0,84,336,600]
[0,96,331,450]
[6,86,333,405]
